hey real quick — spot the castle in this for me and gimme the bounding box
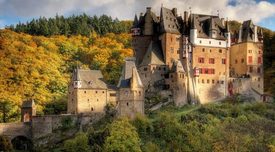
[0,6,269,151]
[68,6,265,118]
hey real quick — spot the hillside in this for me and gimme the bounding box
[0,30,133,122]
[46,101,275,152]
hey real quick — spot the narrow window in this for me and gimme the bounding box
[241,58,244,63]
[219,49,222,53]
[249,67,253,73]
[258,57,262,64]
[248,56,253,64]
[222,59,226,64]
[209,58,215,64]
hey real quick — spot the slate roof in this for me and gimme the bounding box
[191,14,227,40]
[160,7,180,34]
[22,99,35,108]
[240,20,256,42]
[118,58,143,88]
[171,60,185,73]
[134,8,159,32]
[73,69,107,89]
[139,41,165,66]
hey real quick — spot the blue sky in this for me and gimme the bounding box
[0,0,275,31]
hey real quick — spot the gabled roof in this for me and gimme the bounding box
[171,60,185,73]
[139,41,165,66]
[191,14,227,40]
[160,7,180,34]
[118,58,143,88]
[240,20,255,42]
[73,69,107,89]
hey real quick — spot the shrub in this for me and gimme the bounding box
[0,135,13,151]
[64,132,89,152]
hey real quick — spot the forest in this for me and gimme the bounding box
[0,29,132,122]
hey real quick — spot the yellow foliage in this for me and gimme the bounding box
[0,29,133,120]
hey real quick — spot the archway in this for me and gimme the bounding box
[11,136,32,151]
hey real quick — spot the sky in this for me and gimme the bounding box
[0,0,275,31]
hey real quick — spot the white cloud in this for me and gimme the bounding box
[0,0,274,25]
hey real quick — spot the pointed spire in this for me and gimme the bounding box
[191,15,196,29]
[131,67,143,89]
[225,21,230,33]
[133,14,139,28]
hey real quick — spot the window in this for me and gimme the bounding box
[235,59,238,64]
[202,79,205,83]
[95,91,98,93]
[222,58,226,64]
[219,42,221,45]
[198,57,204,63]
[91,107,94,111]
[127,102,129,106]
[102,91,104,93]
[144,67,148,71]
[221,81,224,84]
[199,40,202,44]
[158,67,161,71]
[139,91,141,96]
[84,91,86,93]
[171,37,173,42]
[209,58,215,64]
[248,50,252,53]
[212,79,215,84]
[219,49,222,53]
[110,93,116,96]
[209,41,211,44]
[171,47,174,53]
[258,57,262,64]
[209,49,212,53]
[207,79,210,84]
[176,37,180,41]
[202,48,205,52]
[257,67,261,73]
[248,56,253,64]
[177,49,180,54]
[210,69,215,74]
[241,58,244,63]
[258,77,261,81]
[249,67,253,73]
[217,80,219,84]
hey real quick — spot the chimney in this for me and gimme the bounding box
[172,8,178,16]
[146,7,151,12]
[184,11,189,22]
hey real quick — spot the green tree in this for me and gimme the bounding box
[64,132,90,152]
[104,118,142,152]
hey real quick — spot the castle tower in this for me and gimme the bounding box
[68,68,109,114]
[117,58,144,119]
[168,60,188,106]
[21,99,36,122]
[187,14,230,104]
[131,7,159,65]
[230,20,264,101]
